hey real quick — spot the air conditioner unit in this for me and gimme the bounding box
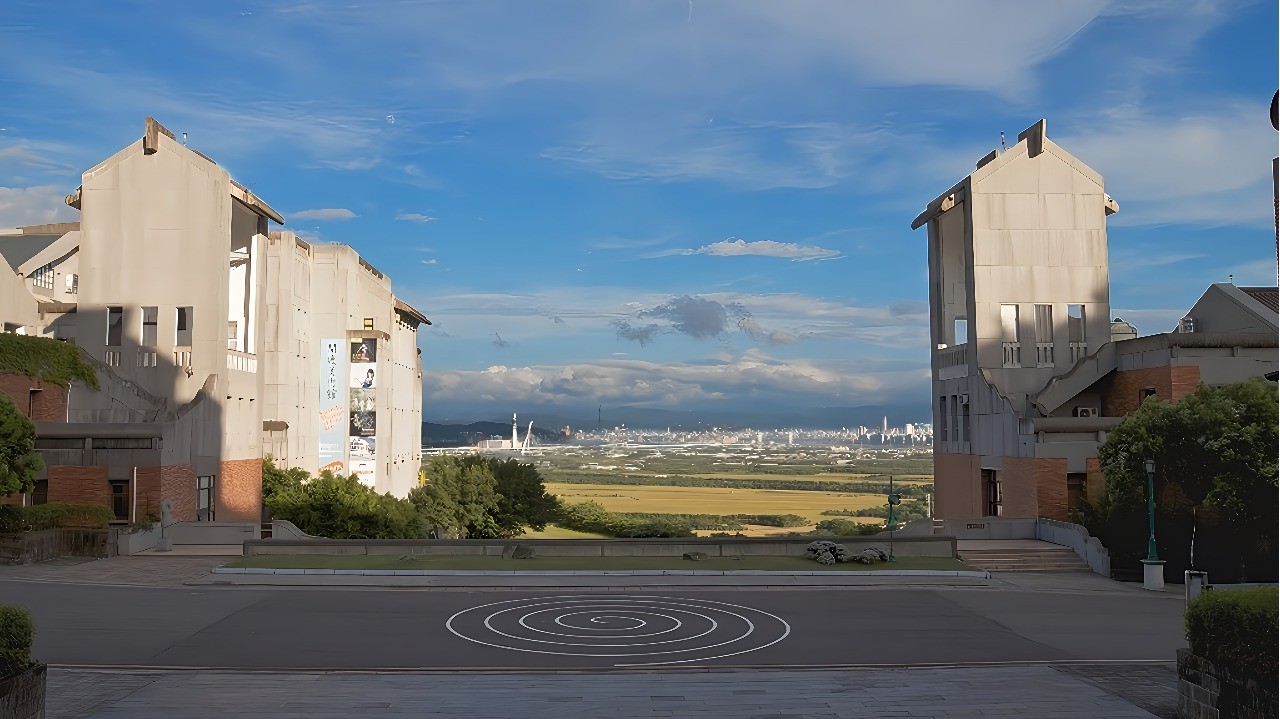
[1073,407,1098,418]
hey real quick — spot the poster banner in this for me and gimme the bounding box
[348,338,378,486]
[318,339,346,475]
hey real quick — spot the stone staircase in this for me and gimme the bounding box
[958,544,1092,572]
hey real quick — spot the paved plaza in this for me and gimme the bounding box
[3,553,1187,717]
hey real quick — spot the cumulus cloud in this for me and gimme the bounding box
[638,295,746,339]
[397,212,438,223]
[0,186,79,228]
[292,208,357,221]
[612,321,661,346]
[690,238,841,261]
[422,352,929,410]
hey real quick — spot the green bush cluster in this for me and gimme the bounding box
[1185,586,1277,678]
[0,503,114,534]
[820,499,929,521]
[813,518,885,536]
[549,474,924,495]
[0,605,35,678]
[555,501,695,538]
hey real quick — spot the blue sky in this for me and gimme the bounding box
[1,1,1276,421]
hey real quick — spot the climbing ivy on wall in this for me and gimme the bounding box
[0,333,99,389]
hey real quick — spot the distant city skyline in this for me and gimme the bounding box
[1,1,1274,416]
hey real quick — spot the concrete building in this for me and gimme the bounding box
[0,118,426,527]
[911,119,1278,521]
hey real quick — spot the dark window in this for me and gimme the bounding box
[141,306,158,347]
[106,307,123,346]
[983,469,1002,517]
[176,307,193,346]
[90,438,154,450]
[1067,472,1087,511]
[35,437,86,450]
[938,396,948,442]
[109,480,129,521]
[32,479,48,505]
[197,475,214,521]
[1141,387,1158,403]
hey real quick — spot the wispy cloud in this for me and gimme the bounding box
[292,208,357,221]
[690,238,840,261]
[396,212,438,223]
[0,186,78,228]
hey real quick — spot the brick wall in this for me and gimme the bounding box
[999,457,1070,520]
[161,464,197,522]
[934,453,980,518]
[134,466,162,520]
[0,373,68,422]
[1104,365,1202,416]
[1034,457,1069,521]
[1085,457,1104,505]
[217,457,262,523]
[46,465,109,506]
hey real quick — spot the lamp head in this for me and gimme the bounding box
[1144,459,1155,474]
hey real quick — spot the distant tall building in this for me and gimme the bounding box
[882,416,888,435]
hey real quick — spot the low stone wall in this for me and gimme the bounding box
[244,535,957,559]
[165,521,259,545]
[0,529,109,565]
[0,664,46,719]
[933,518,1038,539]
[1036,518,1111,577]
[1178,648,1278,719]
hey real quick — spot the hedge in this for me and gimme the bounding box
[0,333,99,389]
[1185,586,1278,678]
[0,503,115,534]
[0,605,34,678]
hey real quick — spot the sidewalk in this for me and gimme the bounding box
[46,664,1175,718]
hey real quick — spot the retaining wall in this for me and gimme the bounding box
[0,664,46,719]
[1177,648,1277,719]
[0,529,109,565]
[244,535,957,558]
[1036,518,1111,576]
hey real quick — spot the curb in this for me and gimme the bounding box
[211,567,992,578]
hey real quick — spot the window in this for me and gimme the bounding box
[1067,472,1087,511]
[1068,304,1086,362]
[1000,304,1020,366]
[982,469,1002,517]
[110,480,129,521]
[938,396,948,442]
[141,307,157,347]
[1034,304,1054,366]
[197,476,214,521]
[227,320,239,350]
[31,263,54,290]
[1141,387,1157,403]
[106,307,123,346]
[176,307,193,346]
[32,479,48,505]
[960,397,970,443]
[65,273,78,294]
[953,318,968,345]
[90,437,153,449]
[363,317,374,331]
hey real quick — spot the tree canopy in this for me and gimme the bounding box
[1084,379,1278,581]
[263,459,424,539]
[0,392,43,496]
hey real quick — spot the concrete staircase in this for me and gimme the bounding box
[958,543,1091,572]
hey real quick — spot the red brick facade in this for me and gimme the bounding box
[45,465,110,506]
[1104,365,1201,416]
[134,466,162,521]
[1085,457,1104,506]
[161,464,197,522]
[0,373,68,422]
[217,457,262,523]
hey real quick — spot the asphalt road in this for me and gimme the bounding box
[1,581,1186,671]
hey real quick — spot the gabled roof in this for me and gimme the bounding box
[1241,286,1278,314]
[0,233,63,272]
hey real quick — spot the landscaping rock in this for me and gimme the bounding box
[682,552,710,561]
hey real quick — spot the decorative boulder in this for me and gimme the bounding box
[682,552,710,561]
[511,545,536,559]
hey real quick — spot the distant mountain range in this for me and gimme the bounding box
[423,402,930,440]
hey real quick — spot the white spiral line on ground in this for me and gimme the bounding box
[445,595,792,666]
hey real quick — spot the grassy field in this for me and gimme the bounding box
[225,555,976,572]
[518,524,610,539]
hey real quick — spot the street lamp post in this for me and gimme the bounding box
[1141,458,1165,590]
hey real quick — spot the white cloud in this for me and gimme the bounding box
[0,186,78,228]
[421,258,438,265]
[396,213,438,223]
[691,238,840,261]
[292,208,357,221]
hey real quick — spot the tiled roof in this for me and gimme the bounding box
[1241,286,1279,314]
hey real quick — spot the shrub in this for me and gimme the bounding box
[1185,586,1278,678]
[805,540,850,565]
[814,518,884,536]
[0,605,35,678]
[0,503,114,534]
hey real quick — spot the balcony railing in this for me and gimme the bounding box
[1069,341,1088,364]
[227,350,257,373]
[936,343,967,368]
[1035,342,1054,367]
[1002,341,1021,367]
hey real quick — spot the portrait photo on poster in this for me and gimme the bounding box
[349,388,375,414]
[349,411,376,437]
[351,366,376,389]
[350,339,377,364]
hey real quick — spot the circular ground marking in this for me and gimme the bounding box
[445,594,791,666]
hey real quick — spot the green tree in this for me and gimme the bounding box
[410,455,498,538]
[1085,379,1278,581]
[262,457,309,503]
[264,469,424,539]
[0,393,42,496]
[482,458,560,538]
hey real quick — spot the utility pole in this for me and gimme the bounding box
[887,475,899,562]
